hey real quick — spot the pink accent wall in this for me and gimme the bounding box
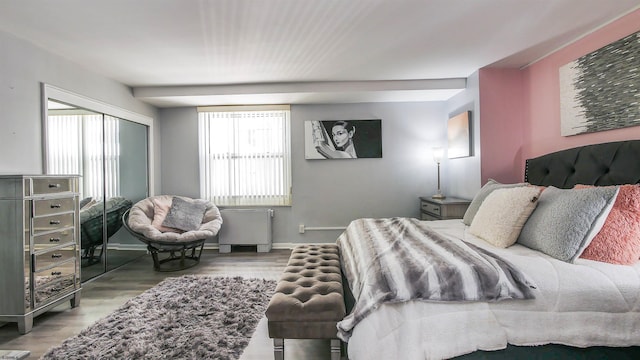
[480,9,640,182]
[478,69,526,184]
[522,9,640,161]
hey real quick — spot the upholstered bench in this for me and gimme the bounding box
[266,244,345,360]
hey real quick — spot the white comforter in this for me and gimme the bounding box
[346,219,640,360]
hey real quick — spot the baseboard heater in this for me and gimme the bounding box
[218,208,274,253]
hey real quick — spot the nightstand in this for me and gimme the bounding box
[419,196,471,221]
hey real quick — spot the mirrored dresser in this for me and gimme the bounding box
[0,175,81,334]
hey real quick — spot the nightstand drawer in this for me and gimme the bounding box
[421,202,441,216]
[420,212,440,221]
[419,196,471,221]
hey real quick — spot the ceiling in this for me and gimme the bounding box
[1,0,639,107]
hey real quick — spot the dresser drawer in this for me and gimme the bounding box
[34,262,77,282]
[33,248,76,272]
[33,269,77,308]
[33,197,76,217]
[32,213,75,234]
[421,202,441,216]
[30,177,75,195]
[33,228,75,247]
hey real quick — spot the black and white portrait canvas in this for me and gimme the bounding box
[304,119,382,159]
[559,30,640,136]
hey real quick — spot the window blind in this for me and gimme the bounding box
[46,113,120,200]
[198,106,291,206]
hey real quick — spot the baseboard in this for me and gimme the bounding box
[107,243,147,251]
[204,242,337,250]
[108,242,336,251]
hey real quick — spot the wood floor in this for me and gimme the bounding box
[0,248,340,360]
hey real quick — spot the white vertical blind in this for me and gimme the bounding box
[82,115,104,199]
[47,114,82,177]
[198,106,291,206]
[47,113,120,201]
[104,115,121,198]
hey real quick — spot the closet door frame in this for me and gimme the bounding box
[41,84,154,195]
[41,83,155,281]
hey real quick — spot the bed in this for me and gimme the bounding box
[337,140,640,359]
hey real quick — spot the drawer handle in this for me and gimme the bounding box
[49,237,61,242]
[48,183,61,188]
[51,271,62,276]
[51,253,63,259]
[50,204,62,208]
[49,220,61,225]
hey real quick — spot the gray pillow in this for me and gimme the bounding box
[162,197,207,232]
[517,186,619,263]
[79,197,93,208]
[462,179,528,225]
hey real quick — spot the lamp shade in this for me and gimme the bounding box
[432,147,444,163]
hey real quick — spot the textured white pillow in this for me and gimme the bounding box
[469,186,542,248]
[462,179,528,225]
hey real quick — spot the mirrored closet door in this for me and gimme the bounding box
[43,85,153,282]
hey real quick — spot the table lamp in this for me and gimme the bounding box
[432,147,446,199]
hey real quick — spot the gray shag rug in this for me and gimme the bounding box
[40,275,276,360]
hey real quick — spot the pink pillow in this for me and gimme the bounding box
[576,184,640,265]
[152,198,182,233]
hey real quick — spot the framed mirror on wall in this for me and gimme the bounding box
[42,84,154,282]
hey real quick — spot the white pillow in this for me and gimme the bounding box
[462,179,528,225]
[469,186,542,248]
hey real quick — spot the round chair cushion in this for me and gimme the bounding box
[127,195,222,244]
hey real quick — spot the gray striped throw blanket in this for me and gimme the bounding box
[337,218,536,341]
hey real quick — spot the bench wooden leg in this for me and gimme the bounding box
[273,338,284,360]
[330,339,341,360]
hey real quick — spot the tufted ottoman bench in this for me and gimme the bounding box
[266,244,345,360]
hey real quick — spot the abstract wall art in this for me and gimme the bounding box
[559,31,640,136]
[447,111,472,159]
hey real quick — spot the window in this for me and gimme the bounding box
[197,105,292,206]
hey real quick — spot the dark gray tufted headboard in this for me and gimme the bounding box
[524,140,640,188]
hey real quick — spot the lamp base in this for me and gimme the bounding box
[432,193,446,200]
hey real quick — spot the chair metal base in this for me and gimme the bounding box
[81,244,104,265]
[147,240,205,272]
[122,208,209,272]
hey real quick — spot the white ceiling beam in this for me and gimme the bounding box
[133,78,466,98]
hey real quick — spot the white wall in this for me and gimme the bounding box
[159,101,448,245]
[158,107,201,197]
[445,71,481,200]
[0,28,482,247]
[0,30,159,186]
[0,32,480,243]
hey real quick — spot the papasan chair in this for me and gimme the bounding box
[123,195,222,271]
